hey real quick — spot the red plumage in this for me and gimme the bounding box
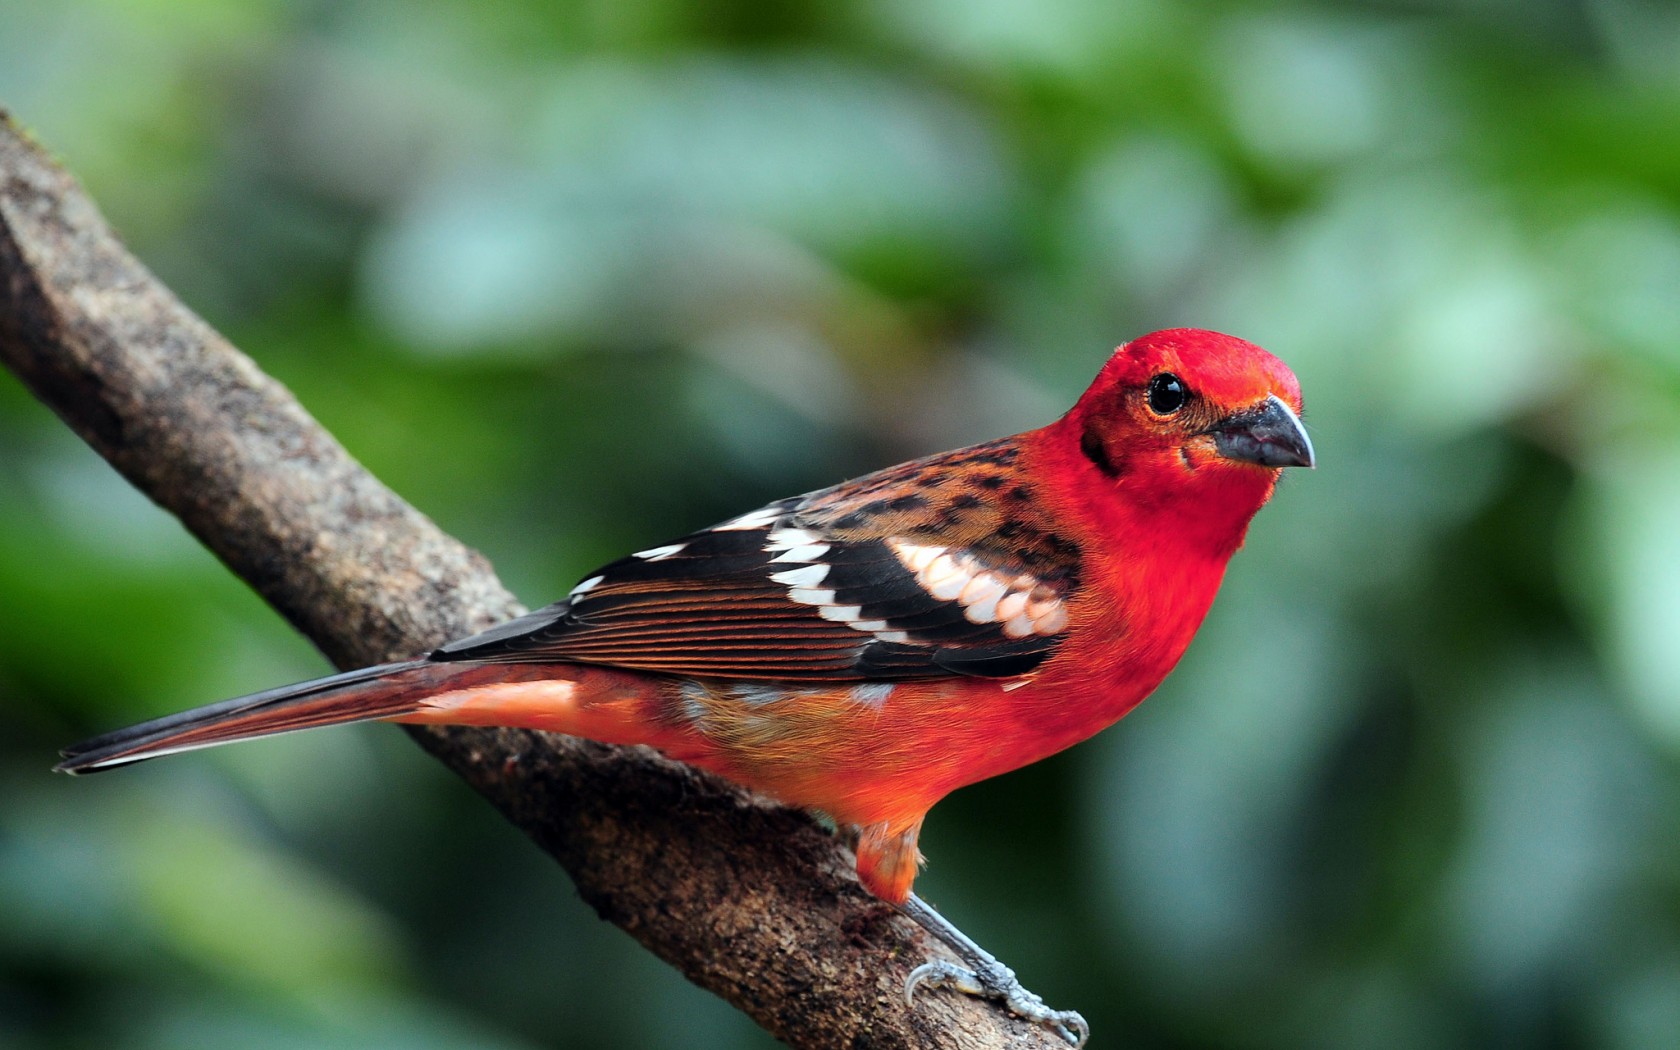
[58,328,1313,1044]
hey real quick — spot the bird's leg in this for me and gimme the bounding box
[899,892,1089,1047]
[851,821,1088,1044]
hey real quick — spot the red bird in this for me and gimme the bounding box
[58,328,1313,1045]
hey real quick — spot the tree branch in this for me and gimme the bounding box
[0,109,1064,1049]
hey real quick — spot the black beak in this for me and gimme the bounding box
[1209,395,1315,469]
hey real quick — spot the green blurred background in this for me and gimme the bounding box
[4,0,1680,1047]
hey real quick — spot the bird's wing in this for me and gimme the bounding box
[432,439,1084,681]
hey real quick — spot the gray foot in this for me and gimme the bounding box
[899,893,1090,1047]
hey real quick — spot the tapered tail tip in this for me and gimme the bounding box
[54,744,156,775]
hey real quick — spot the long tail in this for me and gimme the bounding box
[56,659,681,776]
[55,662,441,774]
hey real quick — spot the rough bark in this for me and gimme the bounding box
[0,109,1069,1049]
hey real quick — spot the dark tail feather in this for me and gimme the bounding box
[56,661,434,775]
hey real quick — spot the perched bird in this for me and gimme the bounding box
[58,328,1313,1046]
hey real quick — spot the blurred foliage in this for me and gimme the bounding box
[4,0,1680,1047]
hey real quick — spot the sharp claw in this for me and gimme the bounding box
[1055,1013,1092,1047]
[906,960,966,1003]
[902,958,1090,1048]
[904,961,930,1006]
[898,893,1088,1046]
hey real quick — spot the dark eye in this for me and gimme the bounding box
[1147,373,1188,416]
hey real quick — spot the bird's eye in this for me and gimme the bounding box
[1147,373,1188,416]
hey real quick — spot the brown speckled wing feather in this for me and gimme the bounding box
[433,439,1083,682]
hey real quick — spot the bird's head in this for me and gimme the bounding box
[1060,329,1313,519]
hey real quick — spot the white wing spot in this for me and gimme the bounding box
[770,542,830,564]
[570,574,605,597]
[634,543,686,561]
[764,527,820,551]
[921,554,968,600]
[958,573,1008,623]
[771,563,831,588]
[716,506,784,531]
[885,537,1068,638]
[1034,602,1069,635]
[768,557,889,634]
[893,542,944,573]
